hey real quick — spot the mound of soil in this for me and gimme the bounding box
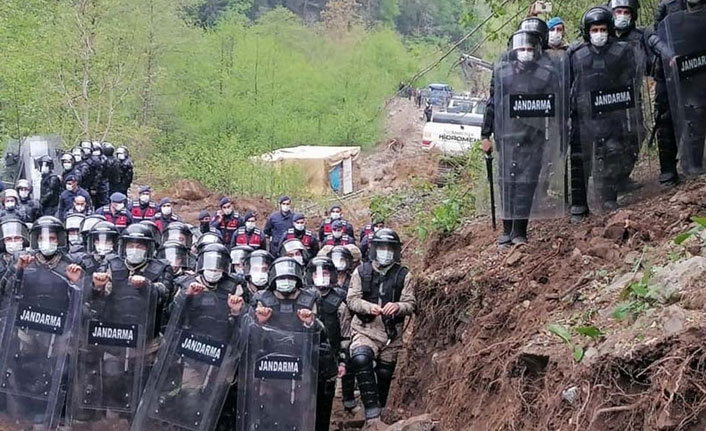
[390,178,706,431]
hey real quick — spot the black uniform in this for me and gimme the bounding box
[40,172,62,216]
[116,158,134,195]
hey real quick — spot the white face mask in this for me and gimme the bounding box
[68,233,81,245]
[63,162,73,170]
[203,269,223,284]
[74,154,82,162]
[38,240,58,256]
[75,204,86,212]
[251,272,268,287]
[4,201,15,210]
[95,242,114,256]
[313,275,330,287]
[245,221,256,230]
[333,231,343,239]
[280,204,290,213]
[114,203,125,212]
[332,257,347,271]
[19,190,29,199]
[66,184,75,191]
[614,15,631,30]
[330,212,341,220]
[117,154,126,161]
[223,207,233,216]
[376,249,394,266]
[40,165,50,174]
[126,247,147,265]
[516,50,534,63]
[590,32,609,47]
[548,31,563,47]
[291,255,304,265]
[5,240,23,254]
[161,206,172,216]
[139,194,150,204]
[294,222,305,231]
[92,150,101,156]
[275,278,297,293]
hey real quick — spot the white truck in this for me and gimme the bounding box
[421,112,483,155]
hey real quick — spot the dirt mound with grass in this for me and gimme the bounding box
[388,177,706,431]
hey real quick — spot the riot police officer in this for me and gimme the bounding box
[71,221,119,283]
[329,245,355,290]
[115,146,134,195]
[0,216,83,428]
[101,143,121,195]
[60,153,81,185]
[307,257,350,431]
[229,245,253,276]
[161,221,193,250]
[65,213,86,251]
[347,229,416,428]
[243,249,273,301]
[279,237,310,267]
[158,240,193,278]
[569,6,642,215]
[16,179,41,223]
[0,189,28,223]
[38,155,62,216]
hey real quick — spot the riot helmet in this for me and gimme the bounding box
[80,140,92,158]
[509,30,542,63]
[60,153,75,171]
[80,214,107,241]
[71,147,83,163]
[582,6,614,42]
[329,245,353,273]
[30,216,66,256]
[230,245,254,274]
[65,213,86,246]
[102,142,115,157]
[368,228,401,267]
[196,243,231,284]
[195,231,223,251]
[306,257,337,291]
[119,223,156,266]
[87,221,119,256]
[158,240,191,274]
[91,141,103,156]
[610,0,639,23]
[16,179,32,200]
[139,220,162,250]
[268,256,304,294]
[246,250,274,288]
[36,155,54,175]
[116,146,129,161]
[161,222,193,248]
[3,189,19,210]
[518,17,549,48]
[0,219,29,254]
[279,237,309,266]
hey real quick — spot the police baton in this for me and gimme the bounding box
[485,151,497,230]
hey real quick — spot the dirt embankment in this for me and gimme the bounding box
[390,178,706,431]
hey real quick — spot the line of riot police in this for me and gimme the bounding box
[481,0,706,245]
[0,188,415,431]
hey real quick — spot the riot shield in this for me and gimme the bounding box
[236,320,320,431]
[658,8,706,175]
[492,52,569,220]
[131,292,244,431]
[67,275,158,430]
[0,263,82,431]
[573,42,644,213]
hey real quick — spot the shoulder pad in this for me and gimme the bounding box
[297,288,318,309]
[257,291,278,308]
[107,255,129,279]
[305,230,313,236]
[143,259,169,280]
[324,288,346,307]
[253,228,261,234]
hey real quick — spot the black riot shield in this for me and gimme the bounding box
[67,271,158,429]
[493,53,569,220]
[236,320,319,431]
[658,8,706,175]
[0,261,82,431]
[131,289,245,431]
[573,41,644,213]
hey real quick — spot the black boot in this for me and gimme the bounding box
[315,379,336,431]
[497,220,513,245]
[511,219,528,245]
[375,361,397,407]
[341,370,357,410]
[570,205,588,224]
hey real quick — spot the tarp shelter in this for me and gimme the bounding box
[258,146,360,195]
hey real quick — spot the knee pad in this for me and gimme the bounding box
[375,360,396,381]
[350,346,375,371]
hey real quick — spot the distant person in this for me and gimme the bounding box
[263,196,294,255]
[547,17,568,51]
[424,102,432,122]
